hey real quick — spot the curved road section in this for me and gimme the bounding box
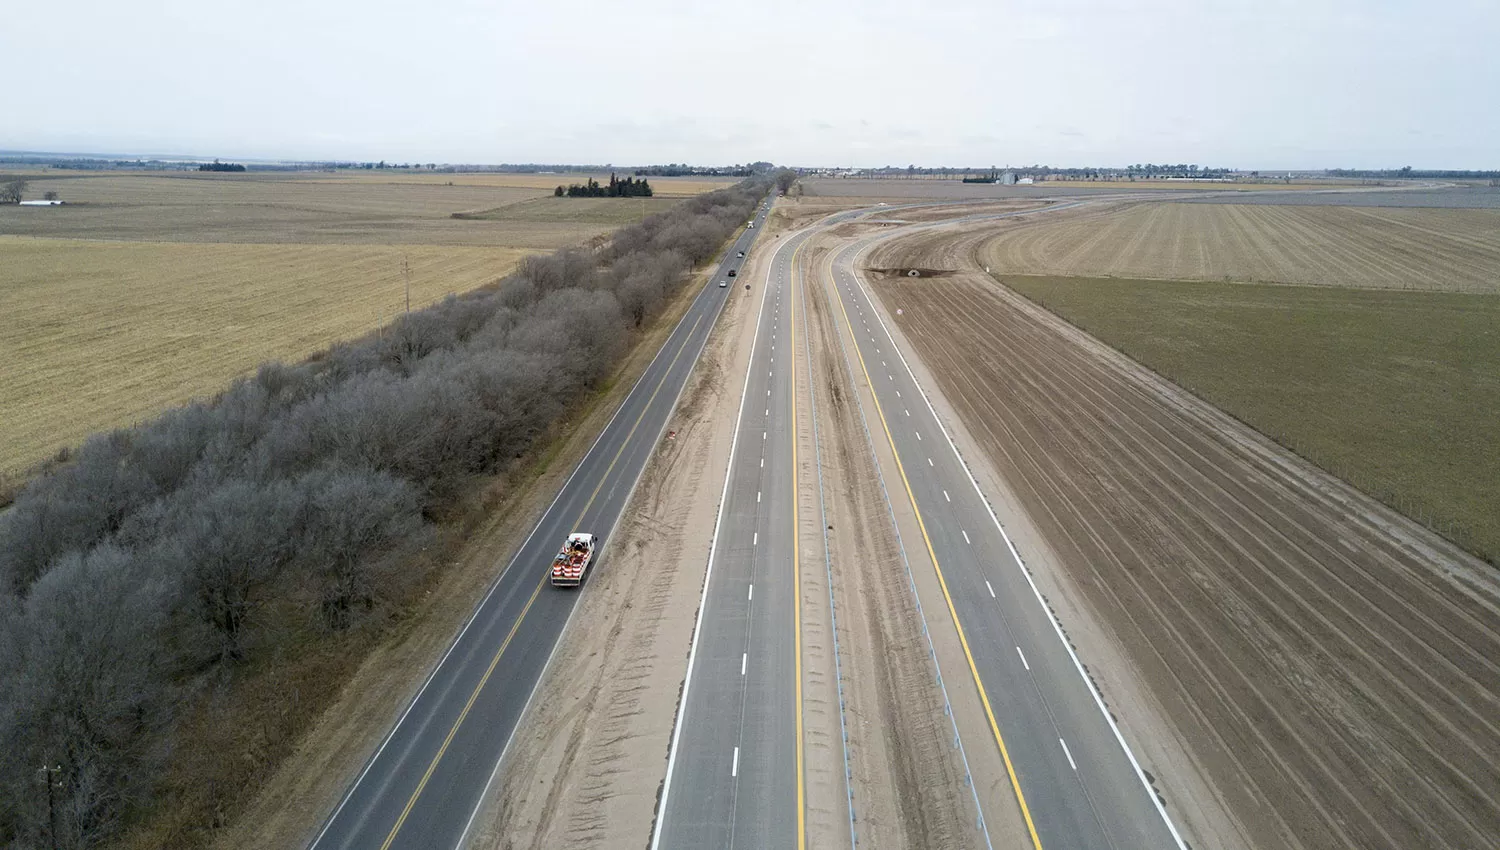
[824,214,1185,849]
[307,198,774,850]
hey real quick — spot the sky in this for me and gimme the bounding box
[3,0,1497,169]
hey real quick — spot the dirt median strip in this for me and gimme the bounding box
[803,240,1002,849]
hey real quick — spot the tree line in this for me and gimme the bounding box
[0,175,770,848]
[197,160,247,172]
[1326,166,1500,179]
[554,173,653,198]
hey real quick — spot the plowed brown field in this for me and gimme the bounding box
[867,238,1500,848]
[977,202,1500,292]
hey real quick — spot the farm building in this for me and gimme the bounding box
[19,199,65,206]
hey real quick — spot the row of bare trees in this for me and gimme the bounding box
[0,175,771,848]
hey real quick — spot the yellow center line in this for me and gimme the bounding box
[826,254,1045,850]
[790,238,807,850]
[378,312,704,849]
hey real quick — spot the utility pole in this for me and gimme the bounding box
[40,764,62,850]
[402,254,412,316]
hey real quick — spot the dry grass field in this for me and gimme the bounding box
[1039,179,1356,190]
[0,237,529,476]
[979,202,1500,292]
[293,171,735,196]
[458,195,682,224]
[0,170,730,478]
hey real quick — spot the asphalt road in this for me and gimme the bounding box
[653,225,809,850]
[307,197,775,850]
[822,219,1186,849]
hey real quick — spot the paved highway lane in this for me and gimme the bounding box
[653,225,816,850]
[822,228,1186,850]
[308,198,775,850]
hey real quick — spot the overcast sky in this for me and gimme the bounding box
[4,0,1496,169]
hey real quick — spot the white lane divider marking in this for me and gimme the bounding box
[916,431,922,441]
[753,532,758,546]
[742,653,747,675]
[763,432,767,440]
[1017,646,1029,669]
[757,491,761,503]
[962,530,971,544]
[760,457,764,468]
[748,583,754,600]
[732,746,740,777]
[986,580,997,597]
[927,457,934,466]
[1060,738,1077,771]
[944,490,951,501]
[895,390,901,398]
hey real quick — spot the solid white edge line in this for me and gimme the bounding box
[650,223,792,850]
[312,229,718,850]
[456,218,765,850]
[844,239,1190,850]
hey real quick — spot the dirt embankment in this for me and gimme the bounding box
[799,243,987,849]
[866,224,1500,849]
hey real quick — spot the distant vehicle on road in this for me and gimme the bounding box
[727,269,737,277]
[737,251,745,258]
[719,280,728,287]
[550,532,596,587]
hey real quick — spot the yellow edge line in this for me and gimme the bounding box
[790,238,807,850]
[379,576,546,850]
[379,311,705,848]
[826,256,1045,849]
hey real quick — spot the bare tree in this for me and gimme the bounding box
[0,179,25,204]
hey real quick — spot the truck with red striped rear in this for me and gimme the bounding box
[550,532,596,587]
